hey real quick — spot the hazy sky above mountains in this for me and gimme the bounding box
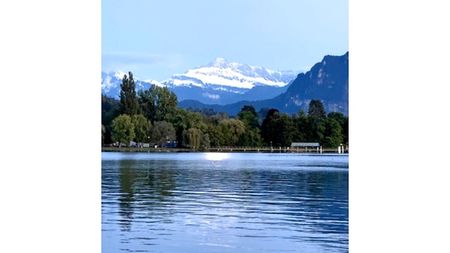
[102,0,348,81]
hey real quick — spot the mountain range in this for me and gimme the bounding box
[102,52,348,116]
[102,58,296,105]
[179,52,348,115]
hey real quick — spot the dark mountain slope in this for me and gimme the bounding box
[179,52,349,116]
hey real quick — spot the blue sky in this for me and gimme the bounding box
[102,0,348,81]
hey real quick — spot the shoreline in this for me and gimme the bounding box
[101,147,349,154]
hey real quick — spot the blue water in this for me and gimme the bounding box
[102,152,348,253]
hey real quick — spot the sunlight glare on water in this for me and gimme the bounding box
[203,152,231,161]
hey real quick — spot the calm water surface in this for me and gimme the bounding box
[102,152,348,253]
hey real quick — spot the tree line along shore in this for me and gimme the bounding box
[102,72,348,151]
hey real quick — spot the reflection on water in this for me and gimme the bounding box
[204,152,231,161]
[102,153,348,253]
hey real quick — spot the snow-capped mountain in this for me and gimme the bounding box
[168,58,293,89]
[101,71,163,98]
[101,58,297,104]
[180,52,349,116]
[165,58,296,104]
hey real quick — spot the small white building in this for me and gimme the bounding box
[291,142,321,153]
[291,142,320,148]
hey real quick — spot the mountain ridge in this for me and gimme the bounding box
[101,58,297,104]
[179,52,349,115]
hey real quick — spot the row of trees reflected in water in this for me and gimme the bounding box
[102,159,348,236]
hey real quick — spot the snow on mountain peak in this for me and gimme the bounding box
[167,58,296,90]
[101,59,297,103]
[143,79,164,87]
[113,71,127,79]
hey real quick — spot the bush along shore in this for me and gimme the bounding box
[102,72,348,152]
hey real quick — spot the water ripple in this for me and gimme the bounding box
[102,153,348,253]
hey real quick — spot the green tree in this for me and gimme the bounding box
[343,116,349,144]
[101,124,106,145]
[292,110,308,142]
[218,119,245,146]
[328,112,348,144]
[111,114,135,147]
[182,128,202,150]
[167,108,187,147]
[277,114,295,147]
[131,114,151,146]
[308,117,326,143]
[155,87,177,121]
[327,112,345,126]
[238,128,262,147]
[261,109,280,146]
[200,133,211,149]
[204,124,224,147]
[151,121,176,146]
[120,72,140,115]
[138,85,177,122]
[261,109,294,147]
[308,99,326,118]
[182,128,210,150]
[238,105,260,129]
[322,118,344,148]
[237,105,262,146]
[102,95,120,144]
[169,108,207,147]
[137,88,156,122]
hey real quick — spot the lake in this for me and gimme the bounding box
[102,152,348,253]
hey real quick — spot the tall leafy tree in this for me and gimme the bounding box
[155,87,178,122]
[111,114,135,147]
[168,109,206,147]
[308,99,326,118]
[131,114,151,146]
[120,72,140,115]
[204,124,224,147]
[102,95,120,144]
[182,128,202,150]
[261,109,280,146]
[322,118,344,148]
[292,110,308,142]
[200,133,210,149]
[308,117,326,142]
[150,121,176,146]
[137,89,156,122]
[237,105,262,146]
[102,95,120,125]
[343,116,349,144]
[328,112,348,144]
[277,114,295,147]
[218,119,245,146]
[238,128,262,147]
[261,109,295,147]
[238,105,260,129]
[138,85,177,123]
